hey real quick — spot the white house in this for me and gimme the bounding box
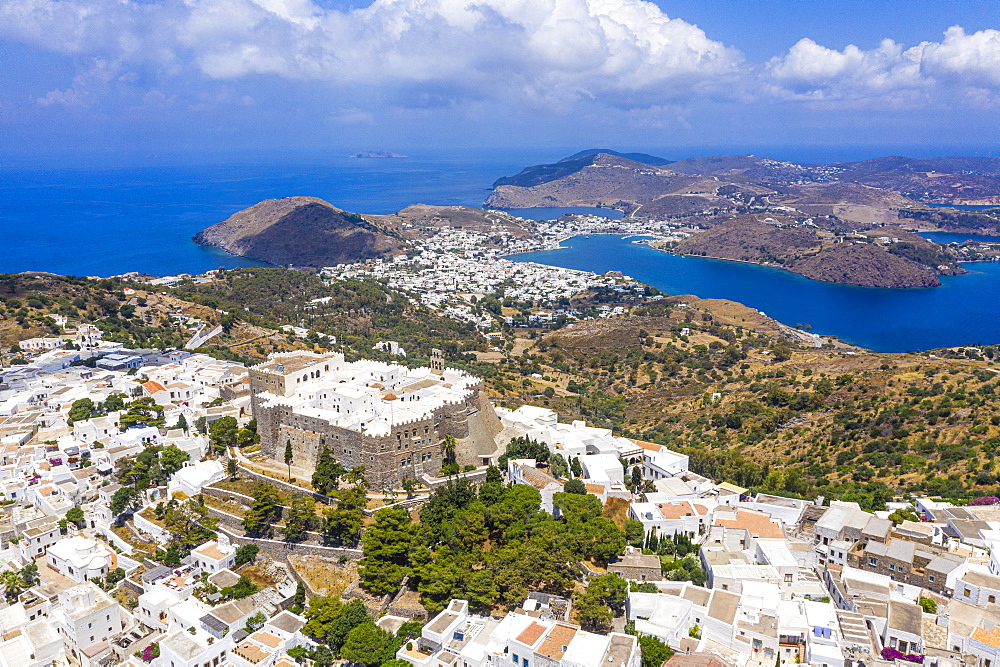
[507,459,562,515]
[883,600,923,657]
[46,535,114,583]
[628,500,712,540]
[19,516,61,561]
[112,425,159,448]
[52,583,126,667]
[626,591,696,648]
[169,459,225,497]
[190,538,236,573]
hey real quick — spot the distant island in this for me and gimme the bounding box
[349,151,407,158]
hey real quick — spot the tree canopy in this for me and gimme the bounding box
[359,475,627,614]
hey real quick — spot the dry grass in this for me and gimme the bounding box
[602,497,630,530]
[211,478,294,504]
[240,564,281,588]
[287,555,358,599]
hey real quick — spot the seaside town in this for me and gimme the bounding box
[1,285,999,667]
[324,213,693,328]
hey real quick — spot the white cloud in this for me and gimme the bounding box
[766,27,1000,102]
[1,0,998,115]
[0,0,744,108]
[918,26,1000,87]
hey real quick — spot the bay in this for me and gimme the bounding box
[919,232,1000,244]
[926,204,998,211]
[499,207,625,221]
[3,148,1000,352]
[508,235,1000,352]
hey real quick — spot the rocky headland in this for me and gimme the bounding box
[192,197,408,267]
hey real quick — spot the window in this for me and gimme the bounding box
[869,558,877,566]
[992,596,997,604]
[928,575,935,582]
[512,655,518,664]
[965,589,971,597]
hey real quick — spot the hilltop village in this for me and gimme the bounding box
[1,283,1000,667]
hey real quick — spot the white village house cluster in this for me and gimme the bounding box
[2,315,1000,667]
[0,214,988,667]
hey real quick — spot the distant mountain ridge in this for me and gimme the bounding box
[486,150,1000,213]
[485,150,1000,289]
[491,149,671,189]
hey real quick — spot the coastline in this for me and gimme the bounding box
[633,242,956,290]
[514,233,972,291]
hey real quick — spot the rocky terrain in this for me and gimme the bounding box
[486,151,1000,224]
[792,243,940,288]
[193,197,408,267]
[670,216,963,288]
[193,198,541,267]
[485,153,707,211]
[370,204,533,240]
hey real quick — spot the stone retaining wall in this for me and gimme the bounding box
[341,577,392,617]
[202,500,359,550]
[362,497,426,517]
[202,504,362,561]
[216,523,363,561]
[421,467,489,489]
[232,462,330,503]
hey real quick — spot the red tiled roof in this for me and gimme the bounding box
[143,381,167,395]
[516,622,548,647]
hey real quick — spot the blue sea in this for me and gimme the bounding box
[1,147,999,351]
[0,151,546,277]
[509,235,1000,352]
[501,207,625,221]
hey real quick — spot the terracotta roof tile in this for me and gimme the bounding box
[714,508,784,539]
[537,624,577,660]
[515,621,548,647]
[973,626,1000,649]
[143,381,167,395]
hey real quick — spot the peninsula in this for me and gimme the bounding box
[192,197,536,267]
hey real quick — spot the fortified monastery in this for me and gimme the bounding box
[249,350,501,487]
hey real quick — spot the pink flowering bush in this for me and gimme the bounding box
[881,647,924,663]
[135,643,160,662]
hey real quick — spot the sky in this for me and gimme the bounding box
[1,0,999,162]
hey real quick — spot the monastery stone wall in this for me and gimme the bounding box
[252,380,499,488]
